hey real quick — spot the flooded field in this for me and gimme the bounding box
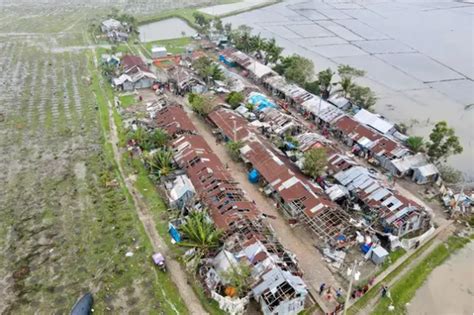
[199,0,274,16]
[139,18,196,42]
[223,0,474,180]
[408,241,474,315]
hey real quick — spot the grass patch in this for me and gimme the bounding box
[119,94,137,108]
[378,247,406,275]
[371,236,471,314]
[144,37,192,54]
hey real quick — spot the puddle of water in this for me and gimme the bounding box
[408,241,474,315]
[138,18,196,42]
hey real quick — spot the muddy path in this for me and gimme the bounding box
[98,62,207,314]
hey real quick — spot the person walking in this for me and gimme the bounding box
[336,288,342,298]
[381,285,388,297]
[319,283,326,295]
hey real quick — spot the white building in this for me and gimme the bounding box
[151,46,167,59]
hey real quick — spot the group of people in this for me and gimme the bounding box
[319,283,343,301]
[319,277,389,303]
[319,279,390,314]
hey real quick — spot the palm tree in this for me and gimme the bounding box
[336,76,355,98]
[263,38,283,65]
[129,126,147,147]
[179,211,222,257]
[317,68,334,99]
[149,128,168,149]
[145,149,174,177]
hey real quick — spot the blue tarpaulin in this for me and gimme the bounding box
[284,142,296,150]
[219,54,236,67]
[248,169,259,183]
[248,93,277,111]
[360,243,372,254]
[168,223,181,243]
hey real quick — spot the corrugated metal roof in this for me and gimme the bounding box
[369,188,391,201]
[354,109,394,135]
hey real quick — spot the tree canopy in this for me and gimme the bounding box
[226,140,244,161]
[274,54,314,86]
[348,85,377,110]
[427,121,463,163]
[302,148,327,178]
[334,65,376,110]
[192,56,224,83]
[317,68,335,99]
[188,93,214,116]
[193,12,210,32]
[226,91,245,109]
[406,136,424,153]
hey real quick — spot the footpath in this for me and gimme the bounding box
[93,51,207,314]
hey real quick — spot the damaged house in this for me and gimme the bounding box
[333,165,431,237]
[155,105,307,314]
[208,108,351,241]
[113,55,156,91]
[101,18,129,42]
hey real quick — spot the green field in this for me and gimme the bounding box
[145,37,193,55]
[0,5,189,314]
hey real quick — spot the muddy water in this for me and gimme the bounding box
[138,18,196,42]
[408,241,474,315]
[222,0,474,181]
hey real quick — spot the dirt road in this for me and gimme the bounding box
[99,80,207,314]
[171,94,341,313]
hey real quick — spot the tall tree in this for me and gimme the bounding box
[348,85,377,110]
[338,64,366,78]
[224,22,232,35]
[336,76,354,97]
[275,54,314,86]
[192,56,223,83]
[192,12,209,29]
[317,68,334,99]
[302,148,327,178]
[214,17,223,33]
[263,38,283,65]
[426,121,463,163]
[336,64,365,97]
[188,93,214,116]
